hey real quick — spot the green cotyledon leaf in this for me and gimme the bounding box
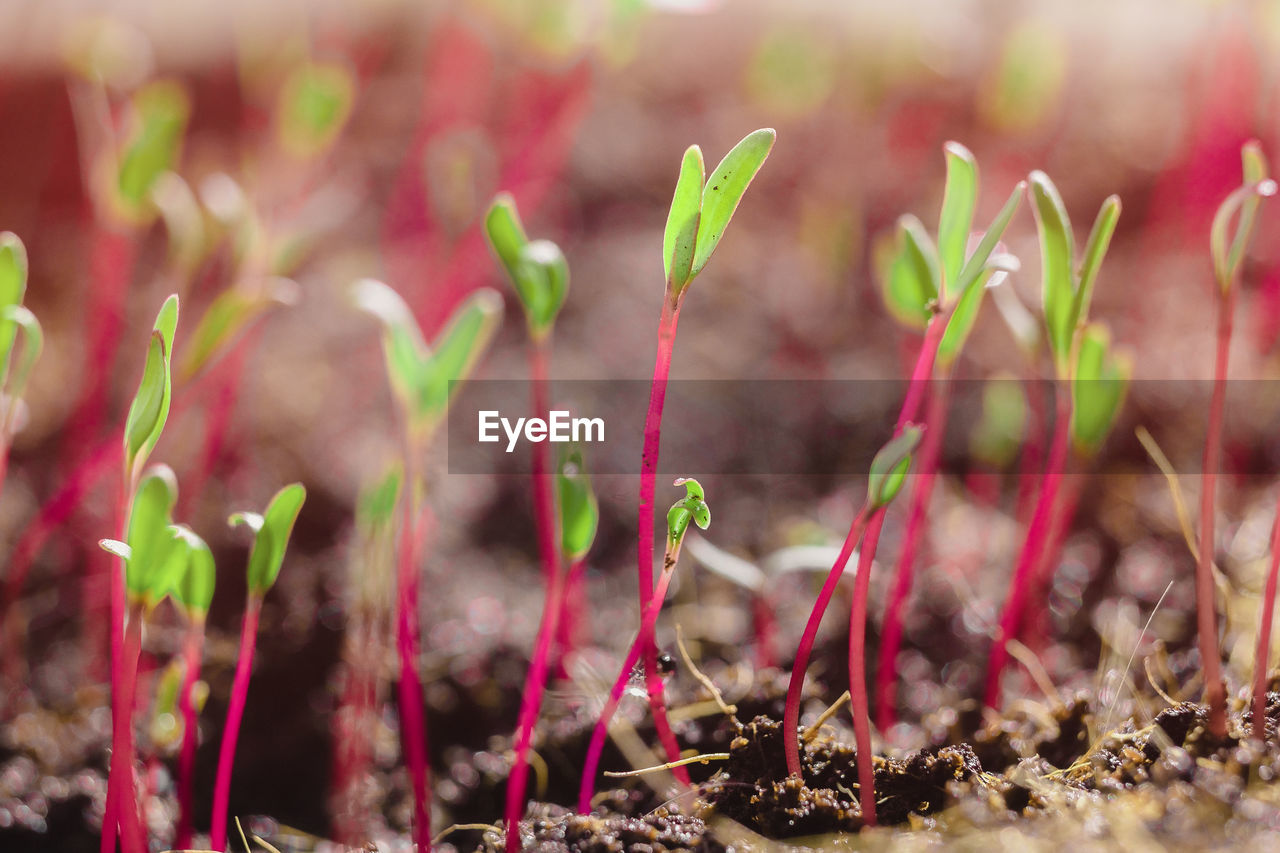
[231,483,306,597]
[123,294,179,481]
[689,128,776,279]
[868,425,923,510]
[557,444,599,562]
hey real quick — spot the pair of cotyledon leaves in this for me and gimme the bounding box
[101,477,305,616]
[351,279,503,441]
[0,233,41,428]
[880,142,1025,367]
[667,477,711,551]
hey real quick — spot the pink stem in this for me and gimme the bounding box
[578,561,679,813]
[783,511,868,778]
[875,378,951,731]
[394,481,431,851]
[848,509,887,826]
[103,600,145,853]
[783,314,944,778]
[751,594,779,672]
[983,389,1072,710]
[210,595,262,852]
[1253,493,1280,741]
[1022,477,1082,653]
[504,549,565,851]
[1199,286,1234,739]
[554,566,586,678]
[175,622,205,849]
[635,293,689,782]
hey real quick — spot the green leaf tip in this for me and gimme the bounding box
[868,425,923,510]
[667,477,711,551]
[938,141,978,301]
[232,483,306,598]
[484,195,568,339]
[881,214,940,327]
[169,524,216,617]
[663,129,775,298]
[1027,170,1075,373]
[557,444,599,562]
[123,295,179,481]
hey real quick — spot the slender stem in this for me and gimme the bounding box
[579,551,682,813]
[783,511,868,778]
[848,509,887,826]
[503,557,565,851]
[1023,476,1082,652]
[529,343,560,584]
[175,621,205,849]
[1198,286,1234,739]
[783,313,944,778]
[395,437,432,851]
[875,377,950,731]
[635,291,688,781]
[554,564,586,677]
[751,593,779,672]
[1253,494,1280,741]
[983,388,1072,710]
[210,595,262,852]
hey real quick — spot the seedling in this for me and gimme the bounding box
[0,233,42,494]
[1200,142,1275,739]
[579,478,709,813]
[629,128,774,780]
[784,143,1024,783]
[984,172,1123,710]
[210,483,306,852]
[352,279,502,850]
[504,444,599,851]
[102,294,178,853]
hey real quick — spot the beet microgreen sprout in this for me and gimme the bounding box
[983,173,1123,711]
[102,293,178,853]
[503,444,599,852]
[0,233,42,494]
[484,193,577,851]
[786,143,1024,790]
[1201,141,1275,740]
[627,128,774,786]
[351,279,502,850]
[210,483,306,852]
[579,478,710,813]
[275,60,356,159]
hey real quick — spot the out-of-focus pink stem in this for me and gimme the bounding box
[875,378,951,731]
[635,293,688,783]
[175,622,205,849]
[210,595,262,852]
[983,389,1071,709]
[1253,494,1280,741]
[1199,286,1234,739]
[579,559,679,813]
[394,470,431,851]
[103,600,145,853]
[848,509,887,826]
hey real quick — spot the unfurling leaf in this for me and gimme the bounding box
[1210,141,1275,296]
[557,445,599,562]
[231,483,306,597]
[868,425,923,510]
[664,145,705,294]
[484,196,568,340]
[123,295,179,481]
[667,477,711,551]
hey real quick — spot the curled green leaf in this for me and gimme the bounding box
[557,445,599,562]
[667,477,711,551]
[231,482,306,597]
[0,232,29,370]
[169,524,216,618]
[868,425,923,510]
[1071,195,1121,333]
[1028,171,1075,374]
[689,128,775,279]
[484,196,566,339]
[883,214,940,328]
[123,294,179,481]
[1211,142,1275,296]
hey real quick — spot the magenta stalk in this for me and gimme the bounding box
[847,510,888,825]
[209,595,263,851]
[634,292,689,782]
[175,621,205,849]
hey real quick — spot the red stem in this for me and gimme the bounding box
[783,314,944,778]
[1198,286,1234,739]
[578,559,679,813]
[554,566,586,677]
[875,378,951,731]
[103,600,145,853]
[635,293,689,782]
[1022,478,1082,652]
[751,593,779,672]
[503,548,565,851]
[848,509,887,826]
[175,621,205,849]
[210,595,262,852]
[394,467,431,851]
[983,388,1072,710]
[1253,494,1280,741]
